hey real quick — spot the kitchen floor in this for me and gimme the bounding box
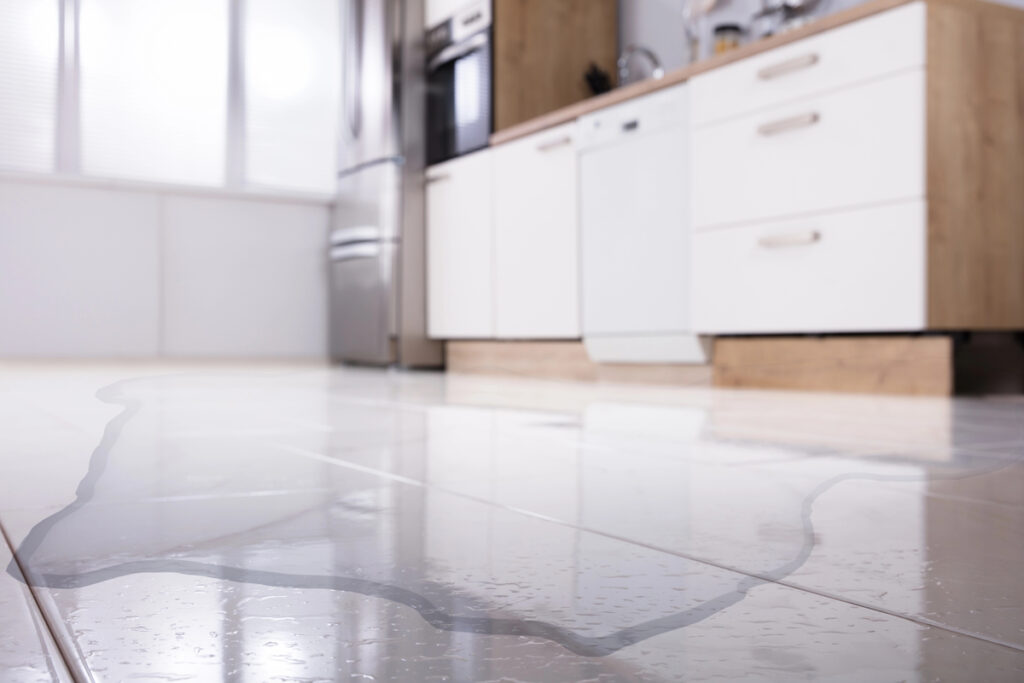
[1,364,1023,682]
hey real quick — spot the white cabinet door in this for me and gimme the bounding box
[426,150,494,339]
[691,201,926,334]
[493,123,580,339]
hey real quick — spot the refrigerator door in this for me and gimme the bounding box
[330,161,401,364]
[340,0,402,171]
[334,160,402,243]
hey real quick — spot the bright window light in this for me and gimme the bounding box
[79,0,228,186]
[244,0,340,194]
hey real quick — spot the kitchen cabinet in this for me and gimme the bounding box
[689,2,926,128]
[493,122,580,339]
[692,202,926,334]
[426,149,495,339]
[691,69,925,229]
[691,0,1024,334]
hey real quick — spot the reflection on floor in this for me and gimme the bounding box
[1,363,1022,681]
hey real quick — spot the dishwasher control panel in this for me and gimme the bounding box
[577,83,689,150]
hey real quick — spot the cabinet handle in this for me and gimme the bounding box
[424,173,451,185]
[757,53,820,80]
[757,230,821,248]
[757,112,820,137]
[536,135,573,152]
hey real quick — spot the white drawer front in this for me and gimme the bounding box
[692,202,926,334]
[691,2,925,126]
[692,69,925,230]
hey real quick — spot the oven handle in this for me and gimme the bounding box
[330,242,382,262]
[427,31,488,72]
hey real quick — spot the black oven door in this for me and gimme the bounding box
[426,31,492,166]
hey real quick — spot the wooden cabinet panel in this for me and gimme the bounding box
[925,0,1024,329]
[494,0,618,132]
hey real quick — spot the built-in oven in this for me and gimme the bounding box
[425,0,492,166]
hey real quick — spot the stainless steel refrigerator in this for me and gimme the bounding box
[330,0,443,367]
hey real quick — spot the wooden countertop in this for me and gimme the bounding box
[488,0,1009,146]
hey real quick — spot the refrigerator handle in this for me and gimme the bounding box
[345,0,364,138]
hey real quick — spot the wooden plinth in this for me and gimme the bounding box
[712,336,954,396]
[445,341,712,387]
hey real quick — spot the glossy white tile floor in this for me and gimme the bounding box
[2,364,1023,681]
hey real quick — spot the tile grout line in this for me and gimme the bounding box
[276,442,1024,657]
[0,516,84,683]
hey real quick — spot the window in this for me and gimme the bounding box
[244,0,340,194]
[0,0,59,174]
[0,0,340,194]
[79,0,229,186]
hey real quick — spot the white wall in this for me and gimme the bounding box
[0,178,330,359]
[0,183,161,356]
[619,0,1024,73]
[161,196,329,358]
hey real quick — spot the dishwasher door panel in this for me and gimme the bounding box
[579,124,691,336]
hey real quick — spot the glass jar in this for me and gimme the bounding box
[713,24,743,54]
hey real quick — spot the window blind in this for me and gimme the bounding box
[0,0,59,174]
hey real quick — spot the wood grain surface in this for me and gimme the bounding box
[446,341,713,386]
[494,0,618,132]
[712,336,954,396]
[926,0,1024,329]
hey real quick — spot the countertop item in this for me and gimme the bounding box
[713,24,744,54]
[489,0,1016,146]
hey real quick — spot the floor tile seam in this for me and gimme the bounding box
[323,392,1024,460]
[0,516,82,683]
[278,443,1024,656]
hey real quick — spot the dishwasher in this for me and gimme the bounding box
[577,84,707,363]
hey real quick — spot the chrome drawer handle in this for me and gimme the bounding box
[536,135,573,152]
[758,53,820,80]
[757,112,820,137]
[330,242,382,262]
[757,230,821,248]
[424,173,451,185]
